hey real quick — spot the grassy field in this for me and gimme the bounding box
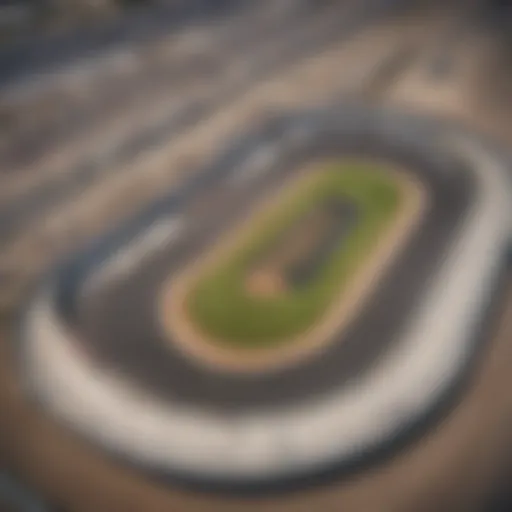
[186,161,403,348]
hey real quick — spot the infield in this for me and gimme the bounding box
[160,157,425,371]
[184,162,402,347]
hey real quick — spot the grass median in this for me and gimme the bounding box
[186,161,403,348]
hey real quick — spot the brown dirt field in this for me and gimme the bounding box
[245,204,337,297]
[246,271,286,298]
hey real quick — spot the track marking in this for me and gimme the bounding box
[82,216,185,298]
[230,145,280,186]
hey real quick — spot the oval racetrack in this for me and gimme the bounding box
[19,103,512,490]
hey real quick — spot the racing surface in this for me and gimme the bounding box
[19,101,512,490]
[69,114,474,410]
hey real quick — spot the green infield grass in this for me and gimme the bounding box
[185,161,403,348]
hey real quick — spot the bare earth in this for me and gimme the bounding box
[246,202,345,297]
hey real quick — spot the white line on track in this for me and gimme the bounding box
[81,216,185,299]
[230,146,280,186]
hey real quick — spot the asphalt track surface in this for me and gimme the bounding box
[69,116,475,411]
[18,102,512,496]
[0,471,49,512]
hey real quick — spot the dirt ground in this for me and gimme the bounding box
[246,201,342,297]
